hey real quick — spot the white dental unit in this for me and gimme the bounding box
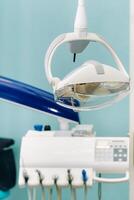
[19,128,129,200]
[17,0,133,200]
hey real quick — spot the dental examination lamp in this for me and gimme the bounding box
[45,0,130,111]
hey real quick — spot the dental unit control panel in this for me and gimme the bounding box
[19,125,129,191]
[95,139,128,163]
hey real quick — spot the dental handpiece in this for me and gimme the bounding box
[82,170,88,200]
[67,170,76,200]
[54,176,62,200]
[98,173,102,200]
[23,171,36,200]
[36,170,45,200]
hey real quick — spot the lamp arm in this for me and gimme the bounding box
[45,32,129,88]
[74,0,88,33]
[78,0,85,5]
[45,34,66,86]
[97,35,129,78]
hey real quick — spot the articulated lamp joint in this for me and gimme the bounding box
[51,77,61,89]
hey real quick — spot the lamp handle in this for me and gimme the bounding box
[45,32,129,86]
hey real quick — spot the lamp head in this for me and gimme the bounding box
[54,61,129,111]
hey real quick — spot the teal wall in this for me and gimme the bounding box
[0,0,129,199]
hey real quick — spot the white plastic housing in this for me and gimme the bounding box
[55,61,129,111]
[19,131,129,186]
[56,61,129,89]
[19,132,129,172]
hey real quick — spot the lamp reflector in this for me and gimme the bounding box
[55,61,129,111]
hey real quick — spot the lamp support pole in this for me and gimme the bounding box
[74,0,88,33]
[129,0,134,199]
